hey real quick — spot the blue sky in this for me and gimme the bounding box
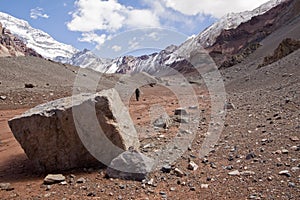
[0,0,271,58]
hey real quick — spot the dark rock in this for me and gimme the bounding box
[174,108,188,115]
[24,83,35,88]
[161,164,172,173]
[246,152,256,160]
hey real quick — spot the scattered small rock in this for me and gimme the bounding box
[24,83,35,88]
[76,177,86,184]
[278,170,291,177]
[87,192,96,197]
[224,102,235,110]
[44,174,66,185]
[290,136,299,142]
[162,164,172,173]
[291,167,300,172]
[288,182,296,188]
[188,161,199,171]
[291,146,300,151]
[281,149,289,154]
[106,150,154,181]
[246,152,256,160]
[200,184,209,189]
[188,106,198,110]
[174,168,184,177]
[0,96,7,100]
[210,162,217,169]
[240,171,255,176]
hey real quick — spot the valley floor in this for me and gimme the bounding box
[0,50,300,199]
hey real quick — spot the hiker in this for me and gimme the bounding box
[135,88,140,101]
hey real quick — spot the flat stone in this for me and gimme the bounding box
[281,149,289,154]
[8,89,140,171]
[240,171,256,176]
[228,170,240,176]
[0,183,14,191]
[200,184,209,189]
[44,174,66,185]
[106,150,154,181]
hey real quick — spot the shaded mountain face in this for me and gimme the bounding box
[0,22,41,57]
[259,38,300,67]
[208,0,300,68]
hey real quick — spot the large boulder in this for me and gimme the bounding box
[8,88,140,172]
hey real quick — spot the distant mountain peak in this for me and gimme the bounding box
[0,12,78,61]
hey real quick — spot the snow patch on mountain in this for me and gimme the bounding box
[0,12,78,60]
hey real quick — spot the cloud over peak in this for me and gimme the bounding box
[30,7,49,19]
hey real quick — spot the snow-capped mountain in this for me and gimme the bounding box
[0,0,288,74]
[0,12,78,60]
[70,0,286,74]
[79,0,287,74]
[68,49,113,72]
[198,0,287,48]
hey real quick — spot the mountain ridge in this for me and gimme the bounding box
[0,12,78,60]
[0,0,290,74]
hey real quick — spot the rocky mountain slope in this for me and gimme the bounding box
[0,0,289,74]
[259,38,300,67]
[68,0,284,74]
[0,22,41,57]
[208,0,300,68]
[0,12,78,61]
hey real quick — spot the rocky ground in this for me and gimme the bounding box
[0,48,299,200]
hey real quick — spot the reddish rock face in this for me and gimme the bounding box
[0,22,42,58]
[207,0,300,68]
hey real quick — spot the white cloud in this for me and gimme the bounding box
[128,37,140,50]
[68,0,273,50]
[147,32,160,41]
[67,0,160,33]
[112,45,122,52]
[30,7,49,19]
[79,32,107,46]
[162,0,271,18]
